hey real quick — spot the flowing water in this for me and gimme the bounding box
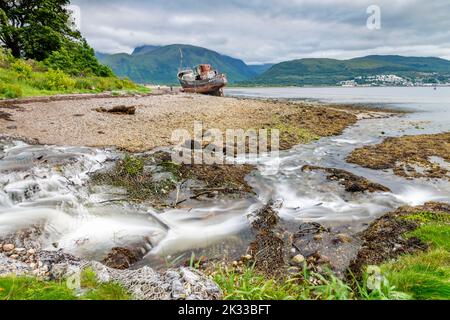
[1,87,449,267]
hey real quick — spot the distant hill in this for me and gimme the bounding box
[248,63,274,75]
[97,44,256,84]
[252,55,450,85]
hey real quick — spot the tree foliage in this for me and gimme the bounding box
[0,0,112,76]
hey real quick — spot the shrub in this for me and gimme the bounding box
[11,60,33,80]
[0,83,23,98]
[0,49,14,68]
[45,40,114,77]
[41,69,76,91]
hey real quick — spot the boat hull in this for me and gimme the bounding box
[178,74,227,95]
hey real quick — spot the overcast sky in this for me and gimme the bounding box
[71,0,450,64]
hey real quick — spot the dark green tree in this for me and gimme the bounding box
[0,0,80,60]
[0,0,113,76]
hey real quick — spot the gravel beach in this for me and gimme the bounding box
[0,93,362,152]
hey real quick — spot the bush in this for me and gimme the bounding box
[45,40,114,77]
[39,69,76,91]
[11,60,33,80]
[0,49,14,68]
[0,83,23,99]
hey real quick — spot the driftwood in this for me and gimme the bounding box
[95,105,136,115]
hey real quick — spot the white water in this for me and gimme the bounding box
[1,87,449,265]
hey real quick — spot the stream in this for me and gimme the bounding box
[1,87,449,268]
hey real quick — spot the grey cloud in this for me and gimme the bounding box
[71,0,450,63]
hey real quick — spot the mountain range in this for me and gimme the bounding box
[97,44,265,84]
[97,45,450,86]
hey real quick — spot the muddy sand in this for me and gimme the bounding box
[0,93,366,152]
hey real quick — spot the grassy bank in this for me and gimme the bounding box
[0,268,131,301]
[211,206,450,300]
[0,50,149,99]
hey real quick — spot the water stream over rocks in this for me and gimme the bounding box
[1,88,449,270]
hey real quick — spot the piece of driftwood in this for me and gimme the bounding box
[95,105,136,115]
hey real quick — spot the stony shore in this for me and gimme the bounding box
[0,92,367,152]
[2,92,448,300]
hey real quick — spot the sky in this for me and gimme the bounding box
[71,0,450,64]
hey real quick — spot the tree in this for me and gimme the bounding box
[0,0,80,60]
[0,0,113,77]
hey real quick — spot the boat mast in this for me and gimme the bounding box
[179,48,184,72]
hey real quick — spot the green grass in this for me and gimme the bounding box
[0,268,131,301]
[0,276,78,300]
[379,211,450,300]
[402,211,450,224]
[212,264,410,300]
[0,50,150,99]
[408,223,450,251]
[381,249,450,300]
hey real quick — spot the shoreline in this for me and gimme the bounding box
[0,92,381,152]
[0,92,449,300]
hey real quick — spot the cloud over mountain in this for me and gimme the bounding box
[72,0,450,64]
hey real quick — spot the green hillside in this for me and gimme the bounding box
[98,44,256,84]
[248,63,274,75]
[252,55,450,85]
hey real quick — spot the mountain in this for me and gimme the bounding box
[252,55,450,86]
[248,63,274,75]
[97,44,256,84]
[132,45,162,56]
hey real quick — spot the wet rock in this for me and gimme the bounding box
[0,254,32,276]
[301,165,391,193]
[296,222,328,238]
[332,233,353,244]
[248,202,286,276]
[291,254,305,265]
[292,222,361,276]
[101,247,142,270]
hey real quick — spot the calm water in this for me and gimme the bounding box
[227,86,450,133]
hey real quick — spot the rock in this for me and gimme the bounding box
[27,249,36,255]
[317,254,331,264]
[333,233,353,244]
[2,244,15,252]
[313,234,323,241]
[101,247,142,270]
[0,254,32,276]
[10,254,19,260]
[242,254,252,261]
[291,254,305,265]
[301,165,391,193]
[14,248,26,254]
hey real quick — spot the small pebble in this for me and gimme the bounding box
[291,254,305,265]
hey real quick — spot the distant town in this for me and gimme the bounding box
[338,74,450,87]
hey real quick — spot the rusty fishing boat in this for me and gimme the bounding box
[178,64,227,96]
